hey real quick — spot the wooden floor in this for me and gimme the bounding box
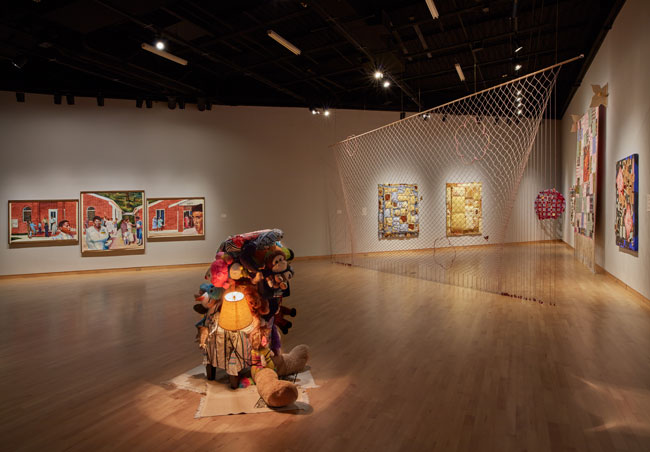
[1,246,649,452]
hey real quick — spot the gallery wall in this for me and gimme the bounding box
[0,93,397,275]
[560,0,650,299]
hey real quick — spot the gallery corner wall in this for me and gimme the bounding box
[0,93,397,276]
[560,0,650,299]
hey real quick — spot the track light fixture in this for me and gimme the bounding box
[16,92,25,103]
[515,45,523,53]
[514,64,522,71]
[178,98,186,110]
[197,97,206,111]
[12,54,28,69]
[425,0,440,20]
[383,80,391,88]
[136,98,144,108]
[324,109,331,117]
[454,63,465,82]
[96,95,104,107]
[141,43,188,66]
[66,94,74,105]
[374,70,384,80]
[54,94,61,105]
[167,96,177,110]
[267,30,301,55]
[155,40,165,50]
[421,112,431,121]
[146,99,153,109]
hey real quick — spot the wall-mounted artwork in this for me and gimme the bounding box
[574,108,600,238]
[80,191,145,256]
[378,184,419,239]
[615,154,638,251]
[8,199,79,248]
[146,197,205,242]
[446,182,482,236]
[573,106,602,272]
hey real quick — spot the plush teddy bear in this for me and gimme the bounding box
[263,249,294,291]
[210,252,234,289]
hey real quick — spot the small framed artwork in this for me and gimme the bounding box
[8,199,79,248]
[146,197,205,242]
[80,191,145,256]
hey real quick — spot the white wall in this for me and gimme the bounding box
[560,0,650,299]
[0,92,397,275]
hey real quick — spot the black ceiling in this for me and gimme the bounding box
[1,0,625,116]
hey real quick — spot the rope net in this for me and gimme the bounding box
[329,64,565,304]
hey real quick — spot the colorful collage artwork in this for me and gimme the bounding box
[615,154,639,251]
[446,182,483,236]
[378,184,419,239]
[574,107,600,238]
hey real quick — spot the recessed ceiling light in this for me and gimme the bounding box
[515,64,522,71]
[383,80,391,88]
[374,71,384,79]
[155,40,165,50]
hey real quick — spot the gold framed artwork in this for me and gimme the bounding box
[446,182,482,236]
[8,199,79,248]
[80,191,145,256]
[146,197,205,242]
[378,184,419,239]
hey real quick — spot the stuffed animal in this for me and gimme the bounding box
[274,304,297,335]
[263,249,294,290]
[210,252,234,289]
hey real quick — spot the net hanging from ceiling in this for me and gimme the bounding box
[328,57,581,304]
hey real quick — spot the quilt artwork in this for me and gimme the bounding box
[446,182,482,236]
[574,107,600,237]
[378,184,419,239]
[615,154,639,251]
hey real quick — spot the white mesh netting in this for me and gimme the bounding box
[328,62,571,304]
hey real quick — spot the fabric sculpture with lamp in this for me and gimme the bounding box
[194,229,309,407]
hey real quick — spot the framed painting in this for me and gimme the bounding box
[80,191,145,256]
[446,182,482,236]
[615,154,638,251]
[146,197,205,242]
[378,184,419,239]
[8,199,79,248]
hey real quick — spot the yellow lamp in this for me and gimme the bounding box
[218,291,253,331]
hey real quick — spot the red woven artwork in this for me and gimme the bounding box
[534,189,565,220]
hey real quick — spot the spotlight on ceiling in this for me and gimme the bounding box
[53,94,61,105]
[267,30,301,55]
[517,109,523,115]
[136,98,144,108]
[515,45,523,53]
[16,92,25,103]
[168,96,177,110]
[178,98,186,110]
[514,64,522,71]
[145,99,153,109]
[12,54,28,69]
[324,109,331,117]
[374,70,384,80]
[206,101,212,111]
[425,0,440,20]
[141,43,188,66]
[96,95,104,107]
[454,63,465,81]
[421,112,431,120]
[197,98,206,111]
[516,90,522,95]
[66,94,74,105]
[155,40,165,50]
[383,80,391,88]
[310,107,318,115]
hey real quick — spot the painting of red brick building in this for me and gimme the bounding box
[147,198,204,241]
[8,199,78,247]
[80,191,145,255]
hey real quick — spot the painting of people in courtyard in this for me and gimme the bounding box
[8,200,78,247]
[146,198,205,241]
[80,191,145,255]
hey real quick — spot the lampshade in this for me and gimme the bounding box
[218,291,253,331]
